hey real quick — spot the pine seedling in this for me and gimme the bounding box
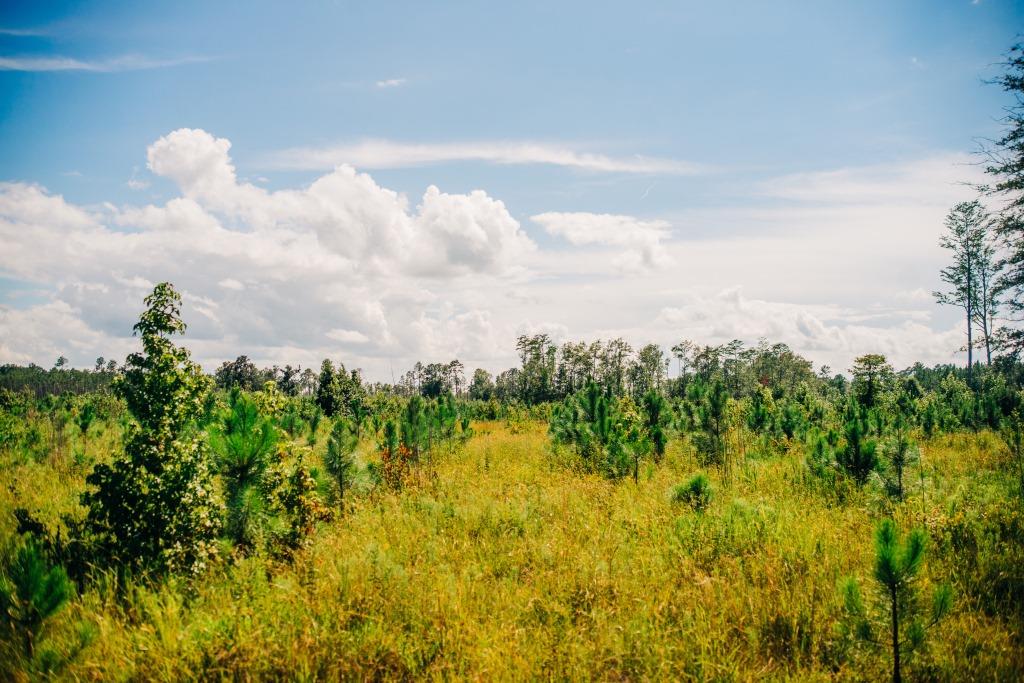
[211,393,278,551]
[671,473,713,511]
[75,403,96,459]
[836,402,878,486]
[325,417,359,508]
[841,519,952,683]
[641,389,670,464]
[0,540,73,658]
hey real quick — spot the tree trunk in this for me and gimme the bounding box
[891,586,901,683]
[985,311,993,365]
[967,256,974,388]
[897,460,903,501]
[967,311,973,388]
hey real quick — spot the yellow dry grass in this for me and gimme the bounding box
[2,421,1022,681]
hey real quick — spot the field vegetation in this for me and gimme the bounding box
[0,280,1023,681]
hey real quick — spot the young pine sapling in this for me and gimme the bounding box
[842,519,952,683]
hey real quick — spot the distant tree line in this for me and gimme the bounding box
[0,357,118,398]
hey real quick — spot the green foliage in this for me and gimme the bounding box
[0,363,114,398]
[640,389,670,463]
[376,419,411,490]
[836,401,879,486]
[1000,404,1024,498]
[505,404,529,434]
[851,354,894,408]
[324,417,358,507]
[777,399,806,440]
[75,401,96,453]
[214,355,268,392]
[516,334,559,403]
[747,386,776,436]
[549,381,641,479]
[842,520,952,683]
[468,368,495,401]
[279,403,304,439]
[253,380,286,417]
[306,405,323,446]
[1,391,1023,679]
[882,404,918,501]
[805,427,839,488]
[934,201,994,379]
[687,377,730,467]
[315,360,364,418]
[274,451,330,555]
[937,372,973,430]
[0,539,72,658]
[672,473,713,511]
[211,393,278,551]
[401,395,427,457]
[985,44,1024,354]
[82,282,222,576]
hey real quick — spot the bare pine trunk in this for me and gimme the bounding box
[891,586,902,683]
[967,258,973,388]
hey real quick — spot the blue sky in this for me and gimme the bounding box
[0,1,1021,377]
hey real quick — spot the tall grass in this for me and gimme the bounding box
[1,419,1022,680]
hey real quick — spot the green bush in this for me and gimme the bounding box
[672,473,713,511]
[82,283,222,576]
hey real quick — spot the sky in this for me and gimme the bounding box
[0,0,1021,380]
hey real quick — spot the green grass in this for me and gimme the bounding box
[2,420,1023,680]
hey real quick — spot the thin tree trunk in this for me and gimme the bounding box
[967,312,973,387]
[891,586,901,683]
[897,437,904,499]
[981,276,991,365]
[967,254,974,388]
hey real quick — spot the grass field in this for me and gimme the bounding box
[2,418,1022,681]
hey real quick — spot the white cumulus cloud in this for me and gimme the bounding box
[0,134,986,378]
[532,211,673,272]
[0,129,538,374]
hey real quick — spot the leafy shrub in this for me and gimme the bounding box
[270,449,330,556]
[81,283,222,576]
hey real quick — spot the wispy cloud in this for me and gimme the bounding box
[0,54,211,72]
[756,153,979,206]
[375,78,407,88]
[265,139,703,175]
[0,28,47,37]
